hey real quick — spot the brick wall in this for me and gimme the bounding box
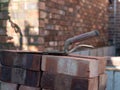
[108,0,115,45]
[114,0,120,48]
[108,0,120,46]
[0,0,109,51]
[107,0,120,55]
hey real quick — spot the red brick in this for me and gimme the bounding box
[39,20,45,27]
[39,2,46,10]
[42,55,99,78]
[0,0,109,51]
[38,37,45,44]
[40,11,47,19]
[68,54,107,74]
[41,72,98,90]
[1,50,42,71]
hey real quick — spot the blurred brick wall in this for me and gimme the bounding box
[108,0,120,47]
[0,0,109,51]
[107,0,114,45]
[115,0,120,47]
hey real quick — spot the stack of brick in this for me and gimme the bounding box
[0,50,107,90]
[41,55,107,90]
[0,0,109,51]
[0,50,42,90]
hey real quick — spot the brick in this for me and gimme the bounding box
[39,2,46,10]
[0,81,17,90]
[71,76,98,90]
[68,8,74,12]
[68,54,107,74]
[40,11,47,18]
[19,85,40,90]
[0,28,7,35]
[25,70,40,87]
[39,20,45,27]
[38,37,45,44]
[41,72,98,90]
[42,55,99,78]
[98,74,107,90]
[0,51,17,66]
[0,66,12,82]
[0,65,40,87]
[1,50,42,71]
[11,68,26,84]
[41,72,56,89]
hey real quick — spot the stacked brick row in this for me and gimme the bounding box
[0,0,109,51]
[0,50,107,90]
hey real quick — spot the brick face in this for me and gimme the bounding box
[0,0,109,51]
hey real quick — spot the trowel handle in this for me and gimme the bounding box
[64,30,99,53]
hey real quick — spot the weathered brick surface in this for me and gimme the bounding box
[0,50,107,89]
[42,55,99,78]
[68,54,107,74]
[0,50,42,71]
[41,72,98,90]
[0,65,40,87]
[0,0,109,51]
[0,81,17,90]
